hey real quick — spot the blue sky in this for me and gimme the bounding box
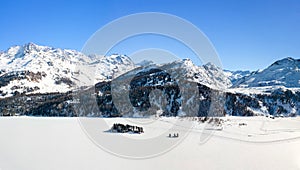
[0,0,299,71]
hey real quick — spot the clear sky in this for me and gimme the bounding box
[0,0,299,71]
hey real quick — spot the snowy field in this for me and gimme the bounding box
[0,116,300,170]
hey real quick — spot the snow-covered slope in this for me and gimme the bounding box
[232,57,300,88]
[201,62,232,89]
[125,59,232,89]
[136,60,154,67]
[0,43,135,97]
[223,69,251,84]
[90,54,135,82]
[161,59,232,89]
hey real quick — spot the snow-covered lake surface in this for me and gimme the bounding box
[0,116,300,170]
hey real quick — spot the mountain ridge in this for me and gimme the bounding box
[0,43,135,97]
[232,57,300,89]
[0,43,299,117]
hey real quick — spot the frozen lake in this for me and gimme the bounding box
[0,116,300,170]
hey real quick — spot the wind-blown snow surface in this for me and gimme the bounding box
[0,117,300,170]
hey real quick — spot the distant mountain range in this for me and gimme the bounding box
[0,43,299,117]
[232,57,300,88]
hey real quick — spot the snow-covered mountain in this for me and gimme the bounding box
[232,57,300,88]
[158,59,232,89]
[201,62,232,89]
[1,43,300,117]
[0,43,231,98]
[136,60,154,67]
[223,69,251,84]
[0,43,135,97]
